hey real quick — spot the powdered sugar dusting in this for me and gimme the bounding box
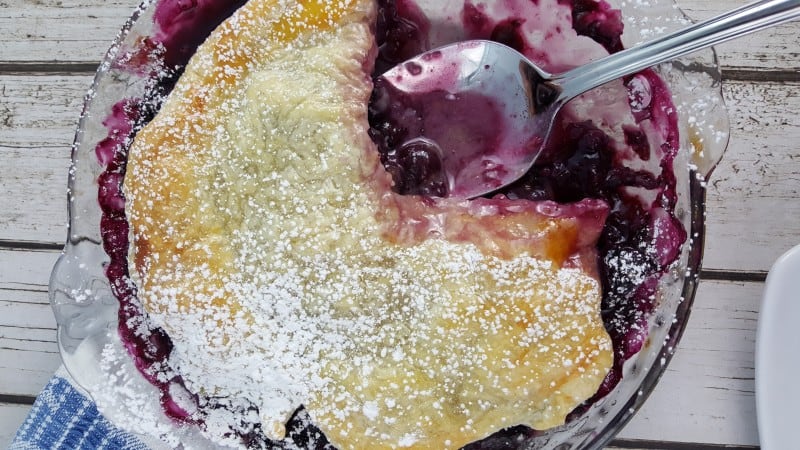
[124,0,613,448]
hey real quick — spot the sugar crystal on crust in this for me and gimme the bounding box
[124,0,614,448]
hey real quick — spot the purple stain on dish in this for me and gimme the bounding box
[94,0,247,431]
[95,101,137,168]
[112,0,246,76]
[94,96,202,425]
[97,172,126,214]
[152,0,248,69]
[94,0,687,446]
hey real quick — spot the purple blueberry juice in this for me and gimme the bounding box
[371,74,512,197]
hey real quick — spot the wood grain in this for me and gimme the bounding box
[618,281,760,446]
[678,0,800,75]
[609,443,758,450]
[0,0,797,73]
[0,248,61,399]
[0,0,140,66]
[0,74,90,245]
[2,74,798,271]
[704,80,800,272]
[0,403,30,449]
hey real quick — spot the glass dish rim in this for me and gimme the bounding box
[48,0,728,448]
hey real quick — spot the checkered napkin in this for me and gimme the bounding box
[10,369,147,450]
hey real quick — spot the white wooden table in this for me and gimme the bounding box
[1,0,798,448]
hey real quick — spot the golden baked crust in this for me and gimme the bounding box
[124,0,614,448]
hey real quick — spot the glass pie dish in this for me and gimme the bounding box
[49,0,729,448]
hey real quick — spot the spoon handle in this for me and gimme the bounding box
[557,0,800,101]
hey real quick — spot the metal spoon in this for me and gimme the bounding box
[375,0,800,199]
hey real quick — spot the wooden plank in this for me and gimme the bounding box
[0,248,59,292]
[0,248,61,398]
[704,80,800,272]
[0,403,31,449]
[609,442,757,450]
[0,0,140,66]
[617,280,760,446]
[0,245,765,446]
[0,346,60,399]
[678,0,800,74]
[0,0,797,73]
[3,73,799,271]
[0,73,91,245]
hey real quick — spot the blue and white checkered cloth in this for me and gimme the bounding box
[11,370,148,450]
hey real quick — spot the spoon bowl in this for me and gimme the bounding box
[373,41,557,199]
[374,0,800,199]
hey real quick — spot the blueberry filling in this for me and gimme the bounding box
[94,0,686,447]
[369,77,510,197]
[368,0,686,405]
